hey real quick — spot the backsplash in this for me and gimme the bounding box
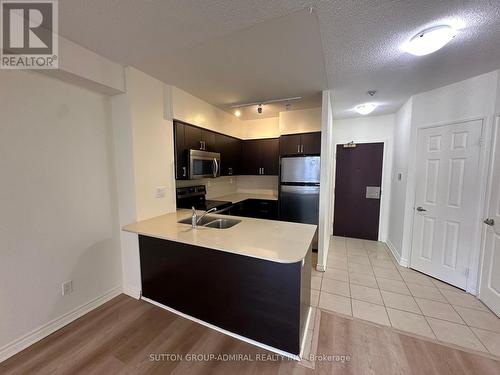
[236,175,278,196]
[176,176,238,199]
[175,175,278,199]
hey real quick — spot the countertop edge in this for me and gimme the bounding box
[122,227,311,264]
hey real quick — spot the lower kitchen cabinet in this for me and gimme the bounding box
[229,199,278,220]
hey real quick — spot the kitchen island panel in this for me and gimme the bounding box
[139,235,311,355]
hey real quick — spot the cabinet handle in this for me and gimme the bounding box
[301,145,304,153]
[182,166,187,177]
[262,167,265,175]
[200,140,203,150]
[203,141,206,150]
[297,145,300,153]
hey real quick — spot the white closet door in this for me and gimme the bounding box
[410,120,482,289]
[480,116,500,316]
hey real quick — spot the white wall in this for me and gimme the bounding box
[171,86,245,138]
[279,107,321,135]
[387,99,413,263]
[331,114,395,242]
[111,67,177,298]
[0,71,122,360]
[241,117,280,139]
[388,70,499,293]
[317,91,335,271]
[43,36,125,95]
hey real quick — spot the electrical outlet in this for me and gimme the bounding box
[155,186,166,198]
[62,280,73,296]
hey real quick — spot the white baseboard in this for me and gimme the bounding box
[0,286,121,363]
[316,263,326,272]
[122,284,141,299]
[386,240,408,267]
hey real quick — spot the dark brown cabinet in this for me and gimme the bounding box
[174,121,188,179]
[183,124,216,152]
[174,120,314,179]
[279,132,321,156]
[215,134,241,176]
[241,138,279,175]
[301,132,322,154]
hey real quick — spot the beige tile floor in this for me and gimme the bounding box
[310,236,500,358]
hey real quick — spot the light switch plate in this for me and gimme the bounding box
[155,186,166,198]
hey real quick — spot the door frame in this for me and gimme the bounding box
[332,138,391,242]
[405,116,492,294]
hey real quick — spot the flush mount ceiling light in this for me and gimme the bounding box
[234,110,241,117]
[403,25,457,56]
[354,103,377,115]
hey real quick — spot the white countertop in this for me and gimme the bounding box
[122,210,316,264]
[212,192,278,203]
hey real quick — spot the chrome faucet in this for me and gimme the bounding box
[191,206,217,228]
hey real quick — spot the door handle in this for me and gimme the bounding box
[182,166,187,177]
[484,218,495,226]
[416,207,427,212]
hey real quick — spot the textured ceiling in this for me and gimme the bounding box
[58,0,500,119]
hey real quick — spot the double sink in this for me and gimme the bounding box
[178,216,241,229]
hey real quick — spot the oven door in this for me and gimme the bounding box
[189,150,220,179]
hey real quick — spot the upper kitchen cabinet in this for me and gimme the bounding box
[279,132,321,156]
[183,123,216,151]
[241,138,279,175]
[201,129,216,151]
[279,134,302,155]
[215,133,241,176]
[174,121,188,179]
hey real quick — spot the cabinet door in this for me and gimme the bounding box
[301,132,321,155]
[227,137,242,175]
[174,122,189,179]
[241,140,261,175]
[184,125,203,151]
[279,134,301,156]
[260,138,279,175]
[201,129,216,151]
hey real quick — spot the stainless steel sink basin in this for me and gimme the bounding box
[178,215,217,225]
[204,218,241,229]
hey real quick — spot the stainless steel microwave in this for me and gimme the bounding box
[189,149,221,179]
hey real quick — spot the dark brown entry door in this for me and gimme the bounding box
[333,143,384,240]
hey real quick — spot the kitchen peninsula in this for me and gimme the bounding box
[123,210,315,358]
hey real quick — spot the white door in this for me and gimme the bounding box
[410,120,483,289]
[480,116,500,316]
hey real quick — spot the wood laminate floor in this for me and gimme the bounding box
[2,294,500,375]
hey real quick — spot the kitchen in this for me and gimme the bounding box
[123,99,323,358]
[3,2,500,373]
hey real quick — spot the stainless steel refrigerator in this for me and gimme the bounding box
[280,156,320,248]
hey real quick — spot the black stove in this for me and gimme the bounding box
[176,185,232,212]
